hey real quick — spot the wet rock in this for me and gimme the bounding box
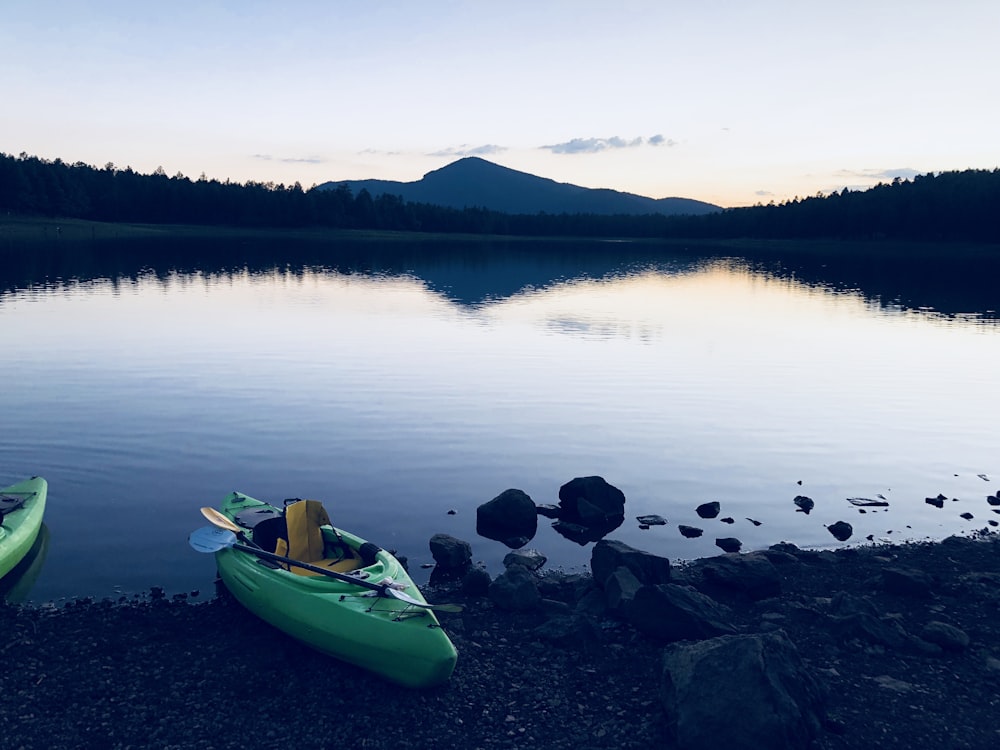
[551,520,609,545]
[847,497,889,507]
[678,525,704,538]
[557,476,626,528]
[827,521,854,542]
[661,631,827,750]
[624,584,735,642]
[987,494,1000,506]
[715,537,742,553]
[502,548,547,571]
[720,517,735,524]
[699,553,782,600]
[590,539,671,587]
[960,512,974,520]
[476,488,538,548]
[925,494,946,508]
[429,533,472,571]
[488,564,541,611]
[696,501,720,519]
[746,517,763,526]
[793,495,815,514]
[920,621,970,652]
[636,514,667,526]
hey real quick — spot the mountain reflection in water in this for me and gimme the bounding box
[0,234,997,603]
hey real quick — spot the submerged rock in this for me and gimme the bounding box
[695,501,721,519]
[925,494,946,508]
[793,495,815,514]
[557,476,626,529]
[827,521,854,542]
[636,514,667,526]
[476,488,538,548]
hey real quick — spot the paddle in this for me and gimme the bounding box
[188,526,463,613]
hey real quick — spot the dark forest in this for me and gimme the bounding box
[1,152,997,243]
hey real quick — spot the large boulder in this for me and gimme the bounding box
[661,631,827,750]
[428,533,472,572]
[476,488,538,548]
[557,476,626,529]
[624,584,735,642]
[590,539,671,587]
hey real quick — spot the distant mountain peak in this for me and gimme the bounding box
[316,158,720,217]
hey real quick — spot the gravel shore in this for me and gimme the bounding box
[2,533,999,750]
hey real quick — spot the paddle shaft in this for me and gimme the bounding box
[227,540,391,594]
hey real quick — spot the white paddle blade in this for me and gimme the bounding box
[188,526,237,553]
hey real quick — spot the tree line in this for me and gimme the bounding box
[1,151,997,243]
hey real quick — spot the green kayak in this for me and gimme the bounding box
[0,476,48,580]
[205,491,458,688]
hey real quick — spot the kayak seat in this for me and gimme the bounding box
[259,499,363,577]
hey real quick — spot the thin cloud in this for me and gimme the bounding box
[252,154,326,165]
[541,134,675,154]
[755,190,775,197]
[429,144,507,157]
[836,167,922,181]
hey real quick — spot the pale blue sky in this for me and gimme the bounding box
[3,0,998,207]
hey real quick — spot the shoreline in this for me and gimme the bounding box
[3,533,999,749]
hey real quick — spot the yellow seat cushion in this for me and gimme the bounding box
[277,499,361,577]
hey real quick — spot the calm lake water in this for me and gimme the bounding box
[1,234,998,603]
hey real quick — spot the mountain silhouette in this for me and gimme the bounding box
[316,157,720,216]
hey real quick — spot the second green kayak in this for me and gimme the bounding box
[0,476,48,580]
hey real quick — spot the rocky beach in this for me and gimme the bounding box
[2,526,1000,750]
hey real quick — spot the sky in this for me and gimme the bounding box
[3,1,999,208]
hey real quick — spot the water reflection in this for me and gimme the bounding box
[2,234,998,324]
[0,524,49,603]
[1,234,998,603]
